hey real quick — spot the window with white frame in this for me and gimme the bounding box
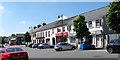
[67,25,71,31]
[96,19,102,27]
[43,32,44,37]
[63,27,65,32]
[46,31,47,37]
[88,21,93,28]
[48,31,50,37]
[52,29,54,34]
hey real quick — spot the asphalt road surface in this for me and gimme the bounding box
[19,45,119,59]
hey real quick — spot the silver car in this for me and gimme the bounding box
[37,43,54,49]
[55,42,76,51]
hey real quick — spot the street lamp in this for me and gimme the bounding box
[58,14,64,42]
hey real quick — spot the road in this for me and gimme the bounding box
[19,45,119,59]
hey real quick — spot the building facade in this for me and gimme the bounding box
[29,6,112,48]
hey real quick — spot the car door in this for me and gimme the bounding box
[66,43,72,49]
[63,43,69,50]
[61,43,67,50]
[0,48,5,59]
[115,39,120,51]
[44,44,49,48]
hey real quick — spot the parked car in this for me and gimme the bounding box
[37,43,54,49]
[35,43,42,48]
[0,46,29,60]
[28,43,34,48]
[54,42,76,51]
[106,39,120,53]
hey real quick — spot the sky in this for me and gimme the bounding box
[0,2,110,36]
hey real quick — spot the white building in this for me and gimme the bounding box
[29,6,113,48]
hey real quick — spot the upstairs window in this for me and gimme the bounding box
[96,19,102,27]
[63,27,65,32]
[46,31,47,37]
[48,31,50,37]
[67,25,71,31]
[43,32,44,37]
[88,21,93,28]
[52,29,54,34]
[57,28,61,32]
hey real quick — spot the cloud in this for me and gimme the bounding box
[0,6,4,10]
[0,5,4,34]
[19,20,26,25]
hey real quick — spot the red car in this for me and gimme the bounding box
[0,46,29,60]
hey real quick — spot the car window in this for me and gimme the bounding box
[15,48,23,51]
[115,39,120,44]
[61,43,67,45]
[6,48,23,52]
[0,48,4,54]
[109,40,115,43]
[44,44,48,45]
[6,48,16,52]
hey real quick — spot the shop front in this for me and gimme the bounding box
[55,32,68,43]
[36,37,45,44]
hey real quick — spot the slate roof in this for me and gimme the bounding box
[29,15,77,33]
[29,6,108,33]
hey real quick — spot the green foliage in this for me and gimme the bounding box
[73,15,90,39]
[24,32,31,42]
[106,1,120,33]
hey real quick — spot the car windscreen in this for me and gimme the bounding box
[6,48,23,52]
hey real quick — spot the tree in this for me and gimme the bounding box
[106,1,120,33]
[73,15,90,43]
[24,32,31,46]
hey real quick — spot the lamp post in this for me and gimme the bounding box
[58,14,64,42]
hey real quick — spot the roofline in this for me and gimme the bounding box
[81,6,108,15]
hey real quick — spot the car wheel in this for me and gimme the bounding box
[59,48,62,51]
[41,46,44,49]
[107,48,114,54]
[72,46,75,50]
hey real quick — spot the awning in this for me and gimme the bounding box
[55,32,68,38]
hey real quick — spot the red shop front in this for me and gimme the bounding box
[55,32,68,43]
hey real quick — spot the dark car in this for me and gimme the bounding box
[28,43,34,48]
[54,42,76,51]
[106,39,120,53]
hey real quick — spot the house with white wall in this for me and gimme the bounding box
[29,6,114,48]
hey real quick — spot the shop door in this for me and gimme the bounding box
[96,35,102,48]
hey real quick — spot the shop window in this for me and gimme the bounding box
[70,37,75,43]
[88,21,93,28]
